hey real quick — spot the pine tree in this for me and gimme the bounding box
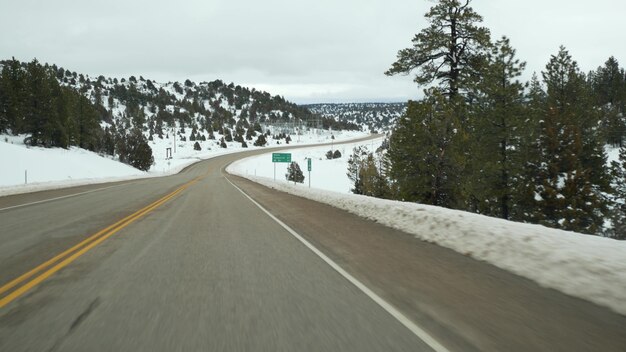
[592,57,626,146]
[126,129,154,171]
[535,47,608,234]
[224,128,233,142]
[253,134,267,147]
[466,36,526,219]
[385,0,491,99]
[347,146,367,194]
[246,128,255,140]
[24,59,58,147]
[387,90,466,207]
[73,93,101,151]
[515,74,546,222]
[102,126,116,156]
[286,162,305,183]
[0,58,26,133]
[610,146,626,239]
[116,128,153,171]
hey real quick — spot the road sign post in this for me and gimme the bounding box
[307,158,311,188]
[272,153,292,181]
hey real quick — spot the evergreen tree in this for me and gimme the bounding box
[1,58,27,133]
[245,128,255,140]
[515,74,546,222]
[385,0,491,99]
[592,57,626,146]
[253,134,267,147]
[610,146,626,239]
[102,126,116,156]
[535,47,607,234]
[24,59,59,147]
[387,90,466,207]
[347,146,367,194]
[116,128,153,171]
[72,93,101,151]
[125,129,154,171]
[224,128,233,142]
[286,162,305,183]
[466,36,526,219]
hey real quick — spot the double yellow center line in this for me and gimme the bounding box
[0,177,200,309]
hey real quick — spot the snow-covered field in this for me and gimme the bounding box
[228,142,626,316]
[231,137,384,193]
[0,129,367,196]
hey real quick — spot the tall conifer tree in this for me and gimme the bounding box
[385,0,490,100]
[466,37,526,219]
[535,47,607,234]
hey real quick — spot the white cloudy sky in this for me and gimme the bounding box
[1,0,624,103]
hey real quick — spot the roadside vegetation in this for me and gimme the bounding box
[349,0,626,238]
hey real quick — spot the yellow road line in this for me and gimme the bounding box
[0,177,200,309]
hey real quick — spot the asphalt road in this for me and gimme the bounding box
[1,139,625,351]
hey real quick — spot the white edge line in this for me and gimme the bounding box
[0,185,121,212]
[224,174,451,352]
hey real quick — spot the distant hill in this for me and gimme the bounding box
[303,103,406,133]
[0,58,359,170]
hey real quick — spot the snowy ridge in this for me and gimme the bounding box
[304,102,406,132]
[227,152,626,316]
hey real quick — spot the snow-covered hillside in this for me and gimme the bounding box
[227,141,626,316]
[53,68,361,140]
[304,103,406,132]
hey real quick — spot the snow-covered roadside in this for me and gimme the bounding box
[230,137,385,194]
[227,145,626,316]
[0,130,368,197]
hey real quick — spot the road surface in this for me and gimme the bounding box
[1,139,625,351]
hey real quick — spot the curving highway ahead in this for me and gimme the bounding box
[1,139,625,351]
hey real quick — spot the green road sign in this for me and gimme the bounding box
[272,153,291,163]
[307,158,312,171]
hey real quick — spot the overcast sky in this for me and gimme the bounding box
[1,0,624,103]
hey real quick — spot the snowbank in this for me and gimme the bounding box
[0,137,145,196]
[227,149,626,316]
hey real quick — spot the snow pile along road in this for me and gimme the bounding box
[0,136,145,196]
[227,152,626,316]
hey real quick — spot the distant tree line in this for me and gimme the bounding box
[0,58,103,150]
[306,103,406,132]
[351,0,626,238]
